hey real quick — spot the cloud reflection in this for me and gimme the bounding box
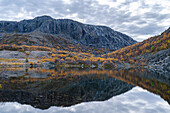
[0,87,169,113]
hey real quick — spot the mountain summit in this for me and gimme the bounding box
[0,15,136,50]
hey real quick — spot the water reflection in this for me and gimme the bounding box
[0,68,169,111]
[0,68,133,109]
[0,87,170,113]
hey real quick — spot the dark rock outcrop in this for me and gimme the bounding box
[148,48,170,70]
[0,15,136,50]
[138,48,170,71]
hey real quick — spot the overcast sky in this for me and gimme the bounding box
[0,0,169,41]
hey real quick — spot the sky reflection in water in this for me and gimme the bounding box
[0,87,169,113]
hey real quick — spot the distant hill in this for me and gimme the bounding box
[0,15,136,51]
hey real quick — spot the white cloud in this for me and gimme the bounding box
[62,0,72,4]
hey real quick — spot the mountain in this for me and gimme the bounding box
[1,16,169,69]
[0,15,136,51]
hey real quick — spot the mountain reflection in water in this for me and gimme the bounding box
[0,68,169,110]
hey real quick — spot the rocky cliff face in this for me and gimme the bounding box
[0,16,136,50]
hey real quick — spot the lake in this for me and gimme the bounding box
[0,68,169,113]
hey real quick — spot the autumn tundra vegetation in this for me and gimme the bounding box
[105,27,170,64]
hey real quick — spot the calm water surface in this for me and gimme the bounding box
[0,68,169,113]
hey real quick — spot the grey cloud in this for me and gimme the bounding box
[143,12,170,20]
[136,20,147,25]
[124,23,165,35]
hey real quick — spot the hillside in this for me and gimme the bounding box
[105,27,170,66]
[0,31,105,54]
[0,27,169,69]
[0,15,136,51]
